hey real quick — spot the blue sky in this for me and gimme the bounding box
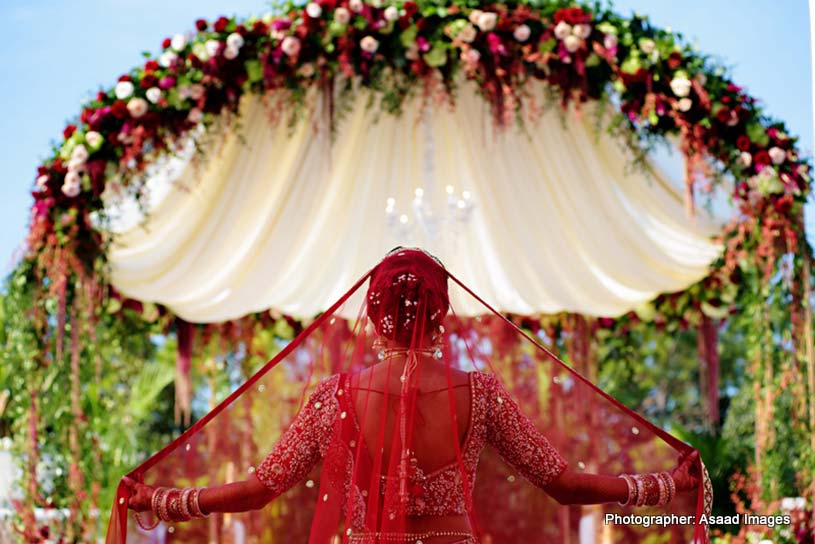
[0,1,811,276]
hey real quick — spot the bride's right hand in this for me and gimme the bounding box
[122,476,155,512]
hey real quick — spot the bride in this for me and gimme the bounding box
[118,247,704,543]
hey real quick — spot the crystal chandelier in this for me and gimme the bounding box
[384,103,476,254]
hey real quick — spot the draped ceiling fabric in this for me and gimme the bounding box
[101,83,726,322]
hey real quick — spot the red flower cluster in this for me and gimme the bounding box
[553,6,592,25]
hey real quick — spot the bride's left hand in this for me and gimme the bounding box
[122,476,155,512]
[670,450,700,492]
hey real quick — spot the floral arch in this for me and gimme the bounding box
[2,1,814,542]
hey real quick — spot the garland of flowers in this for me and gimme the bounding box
[10,0,815,540]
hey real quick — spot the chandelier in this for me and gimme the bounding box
[384,103,476,255]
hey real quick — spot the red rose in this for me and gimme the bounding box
[721,96,730,104]
[403,2,418,18]
[252,20,269,34]
[195,18,208,31]
[736,135,751,151]
[63,124,77,139]
[715,107,731,124]
[96,91,106,101]
[162,37,172,49]
[214,16,229,32]
[111,100,128,119]
[754,150,771,166]
[118,74,132,82]
[773,194,793,215]
[553,8,569,24]
[667,51,682,69]
[144,60,160,72]
[140,74,158,89]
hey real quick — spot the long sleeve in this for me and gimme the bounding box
[482,373,568,488]
[253,375,340,497]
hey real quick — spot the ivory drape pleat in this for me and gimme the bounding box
[101,83,724,321]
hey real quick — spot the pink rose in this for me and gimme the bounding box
[187,108,203,123]
[769,146,786,165]
[335,7,351,24]
[281,36,301,57]
[513,24,531,42]
[127,97,149,118]
[360,35,380,53]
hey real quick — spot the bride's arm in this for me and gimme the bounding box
[482,373,699,506]
[125,476,273,513]
[126,376,341,517]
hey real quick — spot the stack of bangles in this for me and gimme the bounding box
[134,487,209,530]
[618,472,676,507]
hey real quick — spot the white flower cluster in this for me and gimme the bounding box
[113,78,151,120]
[554,20,592,53]
[469,10,497,32]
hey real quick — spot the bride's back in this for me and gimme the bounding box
[349,358,472,476]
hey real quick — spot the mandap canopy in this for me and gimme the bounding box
[2,0,814,542]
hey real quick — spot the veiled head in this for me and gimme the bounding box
[366,247,449,345]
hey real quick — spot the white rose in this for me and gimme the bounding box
[513,24,531,42]
[360,35,380,53]
[458,23,477,43]
[171,33,187,52]
[36,174,49,189]
[462,48,481,64]
[223,45,240,60]
[65,170,81,186]
[306,2,323,18]
[335,7,351,24]
[114,80,134,100]
[349,0,364,13]
[192,43,210,61]
[159,51,178,68]
[677,97,693,112]
[669,76,691,97]
[189,84,205,100]
[469,9,483,25]
[127,97,149,118]
[554,21,572,40]
[603,34,618,49]
[573,23,592,40]
[738,152,752,168]
[226,32,245,50]
[187,108,203,123]
[476,11,497,32]
[769,146,786,165]
[71,144,89,164]
[62,178,81,198]
[205,39,221,58]
[639,38,656,54]
[281,36,301,57]
[146,87,162,104]
[563,35,582,53]
[85,131,103,149]
[384,6,399,22]
[68,156,85,171]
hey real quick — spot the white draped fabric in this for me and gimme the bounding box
[101,84,725,322]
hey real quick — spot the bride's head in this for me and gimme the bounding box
[366,247,449,347]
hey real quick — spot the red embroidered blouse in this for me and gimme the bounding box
[254,371,568,518]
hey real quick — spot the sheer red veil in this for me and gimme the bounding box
[107,247,712,543]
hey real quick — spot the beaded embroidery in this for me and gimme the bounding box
[254,372,568,518]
